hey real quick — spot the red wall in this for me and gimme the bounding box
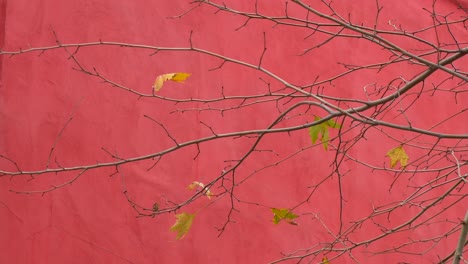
[1,0,467,263]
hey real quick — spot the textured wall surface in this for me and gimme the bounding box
[1,0,467,263]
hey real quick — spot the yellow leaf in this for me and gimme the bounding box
[153,73,174,92]
[386,145,409,168]
[188,181,213,199]
[170,212,195,239]
[153,72,191,92]
[322,256,330,264]
[170,72,191,83]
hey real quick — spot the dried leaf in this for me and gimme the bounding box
[170,212,195,239]
[152,202,159,212]
[271,208,299,225]
[188,181,213,199]
[153,72,191,92]
[386,145,409,168]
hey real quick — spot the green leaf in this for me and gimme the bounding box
[308,116,322,144]
[308,125,321,144]
[326,119,341,128]
[307,116,341,151]
[170,212,196,239]
[271,208,299,225]
[322,128,330,150]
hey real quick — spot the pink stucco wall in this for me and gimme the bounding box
[1,0,467,263]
